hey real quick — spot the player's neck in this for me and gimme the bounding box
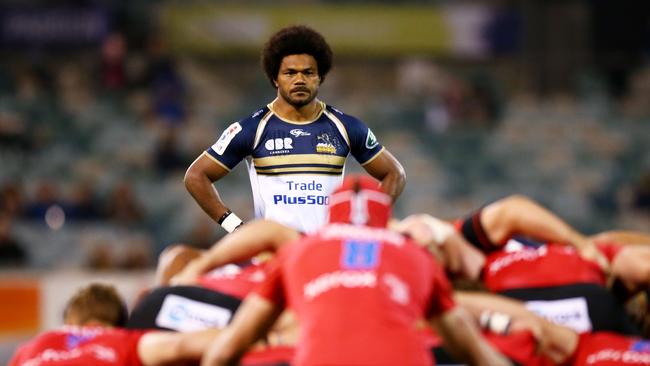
[271,98,322,123]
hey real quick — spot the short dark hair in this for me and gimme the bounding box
[262,25,333,87]
[63,283,128,327]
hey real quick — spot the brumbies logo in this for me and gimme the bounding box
[316,133,337,154]
[365,129,379,149]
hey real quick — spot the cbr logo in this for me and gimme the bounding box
[265,137,293,151]
[290,129,311,137]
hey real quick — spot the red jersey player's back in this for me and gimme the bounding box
[9,326,144,366]
[265,223,455,366]
[203,174,511,366]
[482,243,607,292]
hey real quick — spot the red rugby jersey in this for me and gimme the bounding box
[569,332,650,366]
[9,326,144,366]
[198,262,268,300]
[255,223,455,366]
[482,244,607,292]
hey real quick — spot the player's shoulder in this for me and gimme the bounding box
[324,104,366,126]
[237,106,271,128]
[17,329,64,351]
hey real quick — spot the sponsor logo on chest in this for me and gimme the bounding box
[290,128,311,137]
[264,137,294,154]
[273,180,329,206]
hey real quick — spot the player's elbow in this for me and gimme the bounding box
[184,164,204,193]
[385,161,406,199]
[392,162,406,184]
[494,194,541,219]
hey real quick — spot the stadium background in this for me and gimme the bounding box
[0,0,648,363]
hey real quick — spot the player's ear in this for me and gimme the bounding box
[274,79,279,88]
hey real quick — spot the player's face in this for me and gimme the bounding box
[275,54,320,108]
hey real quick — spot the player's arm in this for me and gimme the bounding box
[138,328,221,366]
[395,214,486,280]
[608,245,650,294]
[185,152,243,232]
[201,294,284,366]
[480,194,587,248]
[454,291,578,364]
[479,195,609,269]
[589,230,650,246]
[362,149,405,202]
[171,220,300,285]
[425,259,510,366]
[432,307,512,366]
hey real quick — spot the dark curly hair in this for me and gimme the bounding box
[262,25,333,87]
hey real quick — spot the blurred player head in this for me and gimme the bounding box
[262,25,333,107]
[328,174,391,228]
[63,283,128,327]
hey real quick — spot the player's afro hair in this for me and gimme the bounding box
[262,25,333,87]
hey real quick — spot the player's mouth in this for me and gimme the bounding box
[291,87,310,94]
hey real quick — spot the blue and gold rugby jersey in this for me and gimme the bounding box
[205,101,384,233]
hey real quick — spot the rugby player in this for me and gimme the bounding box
[184,25,405,234]
[201,175,511,366]
[9,283,217,366]
[398,211,641,336]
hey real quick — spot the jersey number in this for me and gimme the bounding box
[341,241,380,269]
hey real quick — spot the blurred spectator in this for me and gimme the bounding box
[0,182,25,217]
[632,172,650,213]
[621,66,650,118]
[105,182,145,227]
[56,62,96,117]
[14,68,42,103]
[398,59,500,133]
[145,36,186,125]
[86,243,114,270]
[152,126,189,175]
[483,2,522,57]
[0,110,29,150]
[101,33,127,90]
[589,0,650,98]
[0,212,27,267]
[23,182,64,221]
[119,238,152,269]
[66,181,104,220]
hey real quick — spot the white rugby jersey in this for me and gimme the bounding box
[205,101,384,233]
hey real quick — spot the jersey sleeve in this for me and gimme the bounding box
[205,110,263,170]
[332,107,384,165]
[252,254,286,307]
[458,208,502,253]
[425,258,456,318]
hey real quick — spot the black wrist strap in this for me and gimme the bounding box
[217,210,232,224]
